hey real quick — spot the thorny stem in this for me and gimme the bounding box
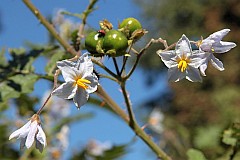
[96,86,172,160]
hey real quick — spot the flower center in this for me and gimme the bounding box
[178,59,188,72]
[76,78,91,90]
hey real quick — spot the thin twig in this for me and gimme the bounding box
[99,74,118,82]
[124,38,176,80]
[91,58,119,80]
[96,86,172,160]
[22,0,78,56]
[120,41,134,75]
[77,0,98,50]
[112,57,120,75]
[36,89,54,115]
[120,82,135,127]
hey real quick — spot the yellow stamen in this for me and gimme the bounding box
[76,78,91,90]
[178,60,188,72]
[211,47,215,52]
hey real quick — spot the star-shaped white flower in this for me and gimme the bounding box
[9,114,47,152]
[157,34,207,82]
[198,29,236,76]
[52,53,98,109]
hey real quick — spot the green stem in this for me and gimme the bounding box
[96,86,172,160]
[120,40,134,75]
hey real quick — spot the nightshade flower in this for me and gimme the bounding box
[157,34,207,82]
[52,53,98,109]
[148,108,164,134]
[198,29,236,76]
[86,140,112,156]
[9,114,46,152]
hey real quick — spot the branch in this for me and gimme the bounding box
[124,38,176,80]
[96,86,172,160]
[22,0,78,56]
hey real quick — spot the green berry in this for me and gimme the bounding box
[119,17,142,35]
[85,31,104,56]
[103,30,128,57]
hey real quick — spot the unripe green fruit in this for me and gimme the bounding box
[119,17,142,35]
[103,30,128,56]
[85,31,104,55]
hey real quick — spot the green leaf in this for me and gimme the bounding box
[222,129,237,146]
[8,74,39,94]
[9,48,26,56]
[187,149,207,160]
[222,123,240,147]
[96,144,128,160]
[52,112,94,133]
[0,48,7,67]
[45,51,65,75]
[0,82,20,103]
[194,125,222,149]
[14,94,39,116]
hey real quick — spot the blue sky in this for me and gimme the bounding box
[0,0,167,159]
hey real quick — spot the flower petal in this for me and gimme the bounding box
[212,41,236,53]
[52,81,77,99]
[36,125,47,147]
[186,66,202,82]
[25,121,38,149]
[57,63,77,82]
[210,55,224,71]
[9,120,31,140]
[189,51,208,68]
[57,59,76,69]
[207,29,230,42]
[73,88,89,109]
[84,74,98,93]
[168,67,185,82]
[77,53,94,77]
[176,34,192,57]
[20,137,27,150]
[199,62,208,76]
[35,125,46,152]
[36,140,44,153]
[157,50,178,68]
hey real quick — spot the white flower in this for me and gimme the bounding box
[9,114,47,152]
[53,9,79,41]
[198,29,236,76]
[52,53,98,109]
[148,108,164,134]
[157,34,207,82]
[86,140,112,156]
[56,125,70,150]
